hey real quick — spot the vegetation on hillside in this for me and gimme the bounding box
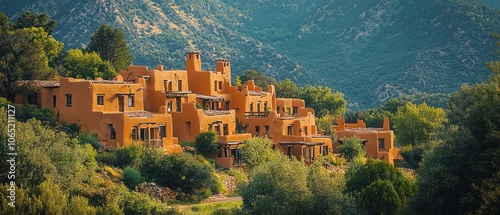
[1,0,499,108]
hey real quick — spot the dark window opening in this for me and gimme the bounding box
[97,95,104,105]
[255,126,260,136]
[160,125,166,138]
[128,96,134,107]
[176,98,181,112]
[214,125,220,135]
[378,138,385,150]
[218,81,222,89]
[167,101,172,111]
[177,80,182,91]
[108,124,116,140]
[287,125,293,135]
[66,94,72,107]
[225,101,230,110]
[52,95,56,108]
[223,124,228,135]
[292,106,298,116]
[265,126,269,136]
[132,126,138,140]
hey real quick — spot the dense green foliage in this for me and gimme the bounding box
[195,131,219,157]
[240,154,359,215]
[14,11,56,34]
[63,49,117,80]
[122,167,144,190]
[240,69,275,88]
[346,159,415,214]
[408,72,500,214]
[85,24,132,71]
[338,136,365,162]
[241,137,280,169]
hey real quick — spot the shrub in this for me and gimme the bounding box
[338,136,365,161]
[123,166,145,189]
[16,104,57,126]
[195,131,219,156]
[115,144,143,168]
[96,152,117,166]
[78,132,100,150]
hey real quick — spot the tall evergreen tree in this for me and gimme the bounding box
[85,24,132,71]
[15,12,57,35]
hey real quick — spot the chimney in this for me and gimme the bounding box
[186,51,201,72]
[157,64,164,70]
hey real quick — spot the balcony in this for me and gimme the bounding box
[245,112,269,118]
[165,91,192,98]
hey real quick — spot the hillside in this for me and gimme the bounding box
[1,0,499,108]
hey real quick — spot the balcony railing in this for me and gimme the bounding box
[142,139,163,148]
[245,112,269,118]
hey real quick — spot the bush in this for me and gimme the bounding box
[16,104,56,126]
[123,166,144,189]
[195,131,219,156]
[338,136,365,162]
[115,144,143,168]
[78,132,100,150]
[96,152,117,166]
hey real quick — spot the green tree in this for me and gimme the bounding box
[195,131,219,157]
[338,136,365,162]
[409,81,500,214]
[14,12,57,35]
[85,24,132,71]
[240,153,312,215]
[298,85,347,117]
[275,78,299,98]
[346,159,414,213]
[0,28,52,100]
[360,179,402,215]
[307,161,360,215]
[394,102,446,146]
[241,136,280,169]
[234,75,242,86]
[381,98,407,115]
[23,27,63,66]
[240,69,275,88]
[63,49,117,80]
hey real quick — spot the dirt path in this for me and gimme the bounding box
[174,196,242,209]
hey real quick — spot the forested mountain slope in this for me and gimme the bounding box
[1,0,499,108]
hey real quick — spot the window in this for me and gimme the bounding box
[128,96,134,107]
[52,95,56,107]
[257,102,261,112]
[160,125,166,138]
[264,102,268,112]
[292,106,298,116]
[286,108,291,116]
[167,101,172,111]
[287,125,293,135]
[214,81,217,91]
[208,124,213,131]
[320,146,328,156]
[214,125,220,135]
[304,126,308,135]
[66,94,72,107]
[97,95,104,105]
[218,81,222,89]
[176,98,181,112]
[223,124,228,135]
[177,80,182,91]
[249,102,253,112]
[265,126,269,136]
[108,124,116,140]
[255,126,260,136]
[186,122,191,137]
[163,80,167,92]
[225,101,230,110]
[378,138,385,150]
[131,126,138,140]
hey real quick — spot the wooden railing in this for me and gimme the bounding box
[244,112,269,118]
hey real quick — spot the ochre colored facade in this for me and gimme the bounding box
[333,116,401,165]
[18,50,406,168]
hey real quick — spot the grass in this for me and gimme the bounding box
[175,199,242,215]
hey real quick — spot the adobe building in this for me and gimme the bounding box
[333,116,402,165]
[16,77,182,153]
[19,50,407,168]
